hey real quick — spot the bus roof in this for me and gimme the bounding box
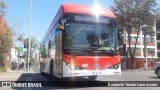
[41,4,115,45]
[62,4,115,18]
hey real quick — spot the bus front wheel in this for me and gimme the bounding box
[88,76,97,80]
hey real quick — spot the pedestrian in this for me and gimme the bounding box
[22,61,24,70]
[26,63,28,71]
[29,62,31,71]
[19,63,21,70]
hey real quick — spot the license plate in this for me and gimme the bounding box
[92,71,104,75]
[82,72,89,76]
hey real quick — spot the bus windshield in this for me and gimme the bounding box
[64,23,118,51]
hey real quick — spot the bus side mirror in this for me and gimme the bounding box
[58,20,64,30]
[58,24,64,30]
[118,32,122,40]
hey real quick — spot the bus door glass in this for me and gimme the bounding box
[55,30,63,75]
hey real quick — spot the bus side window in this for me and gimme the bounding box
[41,45,46,58]
[51,41,55,49]
[48,40,51,57]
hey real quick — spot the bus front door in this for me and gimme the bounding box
[55,30,63,77]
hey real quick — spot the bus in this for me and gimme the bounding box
[39,4,121,80]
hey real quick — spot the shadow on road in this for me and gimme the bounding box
[11,72,109,90]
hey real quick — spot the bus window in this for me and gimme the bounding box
[86,31,99,47]
[101,32,109,46]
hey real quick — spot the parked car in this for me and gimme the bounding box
[154,59,160,78]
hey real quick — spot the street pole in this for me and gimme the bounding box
[143,28,147,71]
[123,28,127,70]
[151,51,154,67]
[152,53,153,66]
[27,0,32,73]
[142,24,154,71]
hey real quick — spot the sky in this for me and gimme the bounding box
[4,0,113,45]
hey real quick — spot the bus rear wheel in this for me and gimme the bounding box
[88,76,97,80]
[50,60,54,77]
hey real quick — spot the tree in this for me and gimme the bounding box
[0,30,12,72]
[10,23,22,47]
[112,0,158,69]
[17,35,39,63]
[0,0,11,72]
[0,0,24,71]
[0,0,8,15]
[30,36,39,63]
[157,15,160,31]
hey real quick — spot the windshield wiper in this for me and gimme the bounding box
[80,47,95,51]
[90,43,102,48]
[108,47,115,54]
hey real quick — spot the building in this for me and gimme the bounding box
[119,22,157,69]
[10,48,18,62]
[10,47,18,70]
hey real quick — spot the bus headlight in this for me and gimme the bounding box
[67,57,75,70]
[67,63,85,70]
[71,57,75,70]
[67,64,74,70]
[71,63,75,70]
[66,57,85,70]
[109,63,120,70]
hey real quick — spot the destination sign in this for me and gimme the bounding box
[74,15,110,24]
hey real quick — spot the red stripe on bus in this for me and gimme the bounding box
[63,54,120,70]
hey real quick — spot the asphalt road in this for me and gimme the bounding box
[0,67,160,90]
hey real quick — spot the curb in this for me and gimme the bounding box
[0,68,36,74]
[122,69,154,72]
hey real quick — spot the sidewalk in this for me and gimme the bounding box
[122,69,154,73]
[6,68,36,73]
[0,68,36,81]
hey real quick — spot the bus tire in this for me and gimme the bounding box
[88,76,97,80]
[40,71,45,76]
[50,59,54,77]
[40,67,43,75]
[156,68,160,78]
